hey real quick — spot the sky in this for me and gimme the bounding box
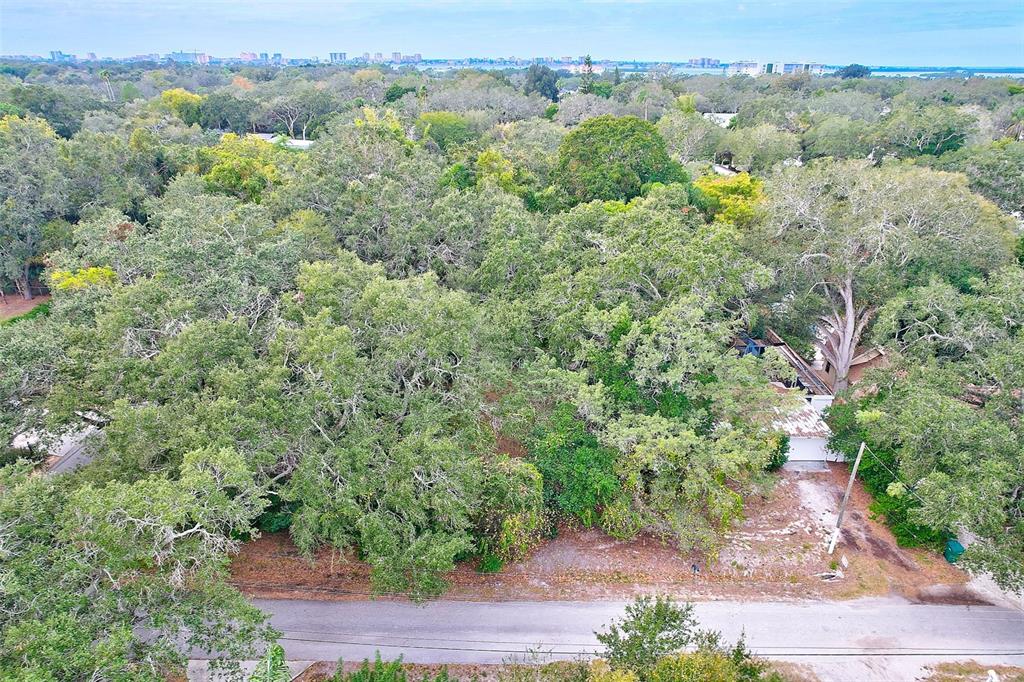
[1,0,1022,66]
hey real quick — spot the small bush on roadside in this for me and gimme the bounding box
[332,654,453,682]
[249,644,290,682]
[478,553,503,573]
[498,659,591,682]
[596,596,699,677]
[596,596,784,681]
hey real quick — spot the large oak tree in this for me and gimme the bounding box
[754,159,1014,391]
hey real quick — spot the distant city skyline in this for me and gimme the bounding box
[2,0,1022,67]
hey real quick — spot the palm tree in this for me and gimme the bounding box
[98,69,115,102]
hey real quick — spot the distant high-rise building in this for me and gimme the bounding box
[373,52,384,62]
[391,51,402,63]
[239,52,257,61]
[412,53,422,62]
[197,53,210,65]
[49,50,74,62]
[272,53,282,64]
[86,52,98,61]
[259,52,269,61]
[167,50,200,63]
[329,52,347,63]
[362,52,371,61]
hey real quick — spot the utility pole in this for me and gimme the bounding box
[828,441,865,555]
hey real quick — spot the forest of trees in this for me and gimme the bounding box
[0,59,1022,678]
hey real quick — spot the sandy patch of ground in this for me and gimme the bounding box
[231,464,971,604]
[0,294,49,322]
[921,662,1024,682]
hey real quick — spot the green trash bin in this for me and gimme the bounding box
[944,538,965,563]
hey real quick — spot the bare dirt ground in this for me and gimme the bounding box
[231,464,972,604]
[0,294,50,322]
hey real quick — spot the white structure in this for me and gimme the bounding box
[703,112,736,128]
[728,61,825,77]
[784,62,825,75]
[728,61,760,76]
[774,401,841,462]
[248,133,314,149]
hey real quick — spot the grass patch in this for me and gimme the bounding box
[0,301,51,326]
[923,662,1024,682]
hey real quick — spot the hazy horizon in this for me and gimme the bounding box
[2,0,1022,67]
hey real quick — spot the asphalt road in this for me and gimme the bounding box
[244,597,1024,682]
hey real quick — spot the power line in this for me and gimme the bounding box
[857,442,944,549]
[861,443,928,507]
[275,632,1024,659]
[276,628,1024,650]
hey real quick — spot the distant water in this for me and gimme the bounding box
[874,71,1023,78]
[413,63,1022,79]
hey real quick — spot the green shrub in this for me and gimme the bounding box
[476,456,545,562]
[529,404,619,526]
[333,654,452,682]
[416,111,476,151]
[650,651,740,682]
[249,644,290,682]
[255,493,295,533]
[764,434,789,472]
[440,162,475,190]
[826,401,944,549]
[478,554,503,573]
[596,596,698,678]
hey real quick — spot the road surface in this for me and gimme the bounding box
[240,597,1024,682]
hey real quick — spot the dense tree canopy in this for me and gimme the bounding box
[0,60,1022,675]
[554,115,686,203]
[523,64,560,102]
[0,116,67,299]
[753,159,1014,391]
[835,64,872,79]
[831,267,1024,590]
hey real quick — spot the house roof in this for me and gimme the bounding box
[851,346,886,366]
[774,402,832,439]
[764,328,833,396]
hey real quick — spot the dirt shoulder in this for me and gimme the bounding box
[294,660,823,682]
[231,464,972,604]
